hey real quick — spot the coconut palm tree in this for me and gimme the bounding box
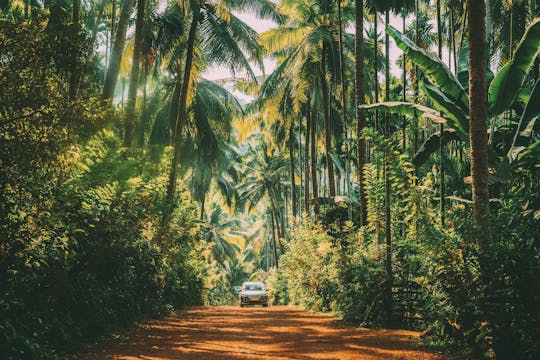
[468,0,491,244]
[103,0,135,101]
[261,0,355,200]
[237,142,289,267]
[166,0,280,201]
[123,0,145,146]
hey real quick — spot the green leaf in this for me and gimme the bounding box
[328,150,345,176]
[359,101,447,124]
[508,79,540,161]
[489,18,540,116]
[413,128,462,166]
[420,81,469,136]
[386,25,468,110]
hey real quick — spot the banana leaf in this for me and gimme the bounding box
[329,150,345,176]
[489,18,540,116]
[420,81,469,136]
[413,128,462,166]
[359,101,447,124]
[387,25,468,111]
[508,79,540,161]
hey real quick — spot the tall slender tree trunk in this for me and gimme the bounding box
[355,0,368,226]
[69,0,81,101]
[383,7,393,325]
[102,0,135,102]
[413,0,419,156]
[321,46,336,198]
[289,123,297,219]
[123,0,145,147]
[167,8,200,201]
[139,59,148,147]
[468,0,492,245]
[374,13,380,133]
[270,210,279,268]
[337,0,352,219]
[304,106,311,214]
[402,13,407,152]
[111,0,116,66]
[437,0,446,225]
[73,0,80,24]
[311,111,319,215]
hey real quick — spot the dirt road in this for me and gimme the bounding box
[83,306,448,360]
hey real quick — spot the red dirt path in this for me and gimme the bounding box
[81,306,449,360]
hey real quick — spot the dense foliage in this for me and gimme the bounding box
[0,18,204,359]
[1,1,539,360]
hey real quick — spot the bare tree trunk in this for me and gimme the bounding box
[337,0,351,219]
[270,210,279,268]
[123,0,145,147]
[311,111,319,215]
[102,0,135,102]
[167,8,200,201]
[383,7,393,325]
[69,0,81,101]
[321,46,336,198]
[289,123,297,219]
[437,0,446,225]
[110,0,116,70]
[304,105,311,214]
[374,13,380,133]
[355,0,367,226]
[468,0,492,244]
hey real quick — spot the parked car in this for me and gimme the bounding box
[239,281,268,307]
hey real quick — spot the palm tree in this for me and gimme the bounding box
[203,205,242,266]
[166,0,279,201]
[123,0,145,146]
[356,0,368,226]
[103,0,135,102]
[237,142,289,267]
[261,1,355,201]
[468,0,491,244]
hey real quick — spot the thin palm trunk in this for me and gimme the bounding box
[413,0,419,155]
[69,0,81,100]
[374,13,380,133]
[384,7,393,325]
[402,13,407,152]
[111,0,116,67]
[167,9,200,201]
[321,46,336,198]
[304,106,311,214]
[139,59,148,147]
[337,0,351,219]
[437,0,445,225]
[270,210,279,268]
[311,110,319,215]
[355,0,367,225]
[289,123,297,218]
[124,0,145,147]
[103,0,135,101]
[468,0,492,244]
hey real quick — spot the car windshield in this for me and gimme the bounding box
[243,284,263,291]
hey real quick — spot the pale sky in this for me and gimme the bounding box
[202,12,440,102]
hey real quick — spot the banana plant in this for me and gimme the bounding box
[360,19,540,166]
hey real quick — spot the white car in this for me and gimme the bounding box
[239,281,268,307]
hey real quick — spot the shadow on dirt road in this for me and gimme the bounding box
[81,306,448,360]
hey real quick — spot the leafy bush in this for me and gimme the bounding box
[0,21,206,358]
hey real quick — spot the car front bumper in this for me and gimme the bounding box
[240,296,268,305]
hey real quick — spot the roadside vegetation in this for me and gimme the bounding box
[1,1,539,359]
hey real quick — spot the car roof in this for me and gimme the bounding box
[242,281,264,286]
